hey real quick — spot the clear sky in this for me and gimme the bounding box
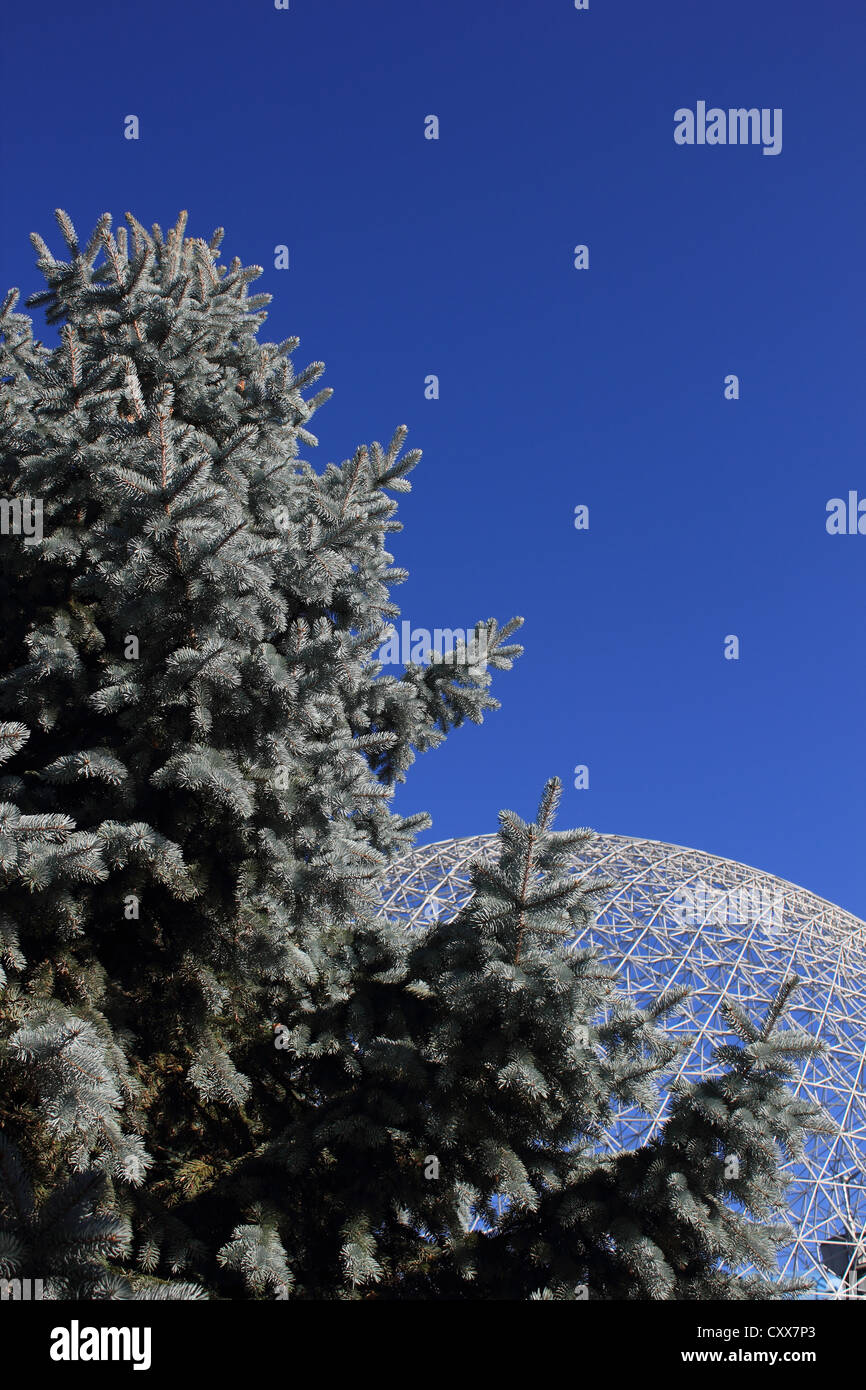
[2,0,864,918]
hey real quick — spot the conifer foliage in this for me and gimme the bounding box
[0,210,830,1299]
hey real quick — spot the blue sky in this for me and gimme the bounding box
[2,0,864,918]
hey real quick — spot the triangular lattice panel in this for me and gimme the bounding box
[382,832,866,1298]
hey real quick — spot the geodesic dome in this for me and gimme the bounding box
[381,832,866,1298]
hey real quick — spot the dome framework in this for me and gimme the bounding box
[381,832,866,1298]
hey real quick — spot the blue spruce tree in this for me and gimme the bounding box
[0,210,831,1299]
